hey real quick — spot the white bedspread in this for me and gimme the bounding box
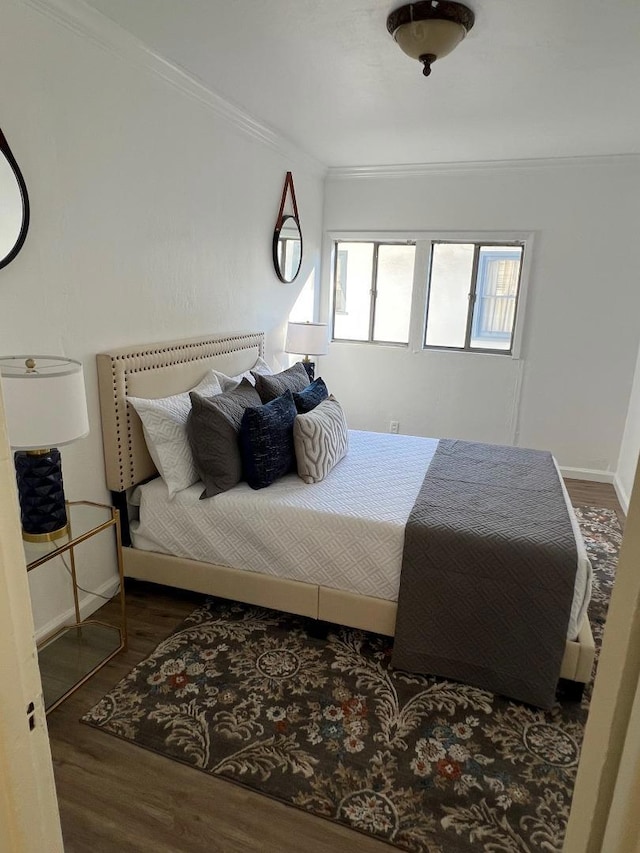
[131,430,592,639]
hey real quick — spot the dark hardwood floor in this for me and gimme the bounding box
[563,478,625,528]
[46,479,623,852]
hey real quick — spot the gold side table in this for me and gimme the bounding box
[24,500,127,713]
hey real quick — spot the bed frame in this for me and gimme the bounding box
[96,331,595,688]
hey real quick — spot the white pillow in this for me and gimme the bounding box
[212,356,272,392]
[127,370,222,497]
[294,396,349,484]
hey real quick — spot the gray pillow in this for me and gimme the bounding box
[187,378,261,498]
[253,362,310,404]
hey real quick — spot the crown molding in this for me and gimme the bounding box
[22,0,326,177]
[327,153,640,181]
[20,0,639,182]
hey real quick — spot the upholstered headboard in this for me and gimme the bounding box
[96,331,265,492]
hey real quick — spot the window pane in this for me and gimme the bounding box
[425,243,474,348]
[373,245,415,344]
[471,246,523,351]
[332,242,373,341]
[335,249,348,313]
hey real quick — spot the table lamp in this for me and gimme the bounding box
[0,355,89,542]
[284,322,329,381]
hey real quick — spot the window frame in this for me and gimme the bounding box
[324,231,534,360]
[424,240,525,356]
[330,239,417,347]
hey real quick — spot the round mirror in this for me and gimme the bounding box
[0,129,30,270]
[273,214,302,284]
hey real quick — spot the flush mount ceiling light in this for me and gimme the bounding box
[387,0,475,77]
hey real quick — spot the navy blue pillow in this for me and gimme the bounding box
[293,377,328,414]
[239,390,297,489]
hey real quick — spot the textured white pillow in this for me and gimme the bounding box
[294,396,349,484]
[127,370,222,497]
[212,356,272,392]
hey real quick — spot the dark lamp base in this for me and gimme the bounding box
[14,449,68,540]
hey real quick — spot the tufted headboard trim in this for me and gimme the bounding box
[96,331,265,492]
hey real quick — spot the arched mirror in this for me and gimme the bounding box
[273,214,303,284]
[0,129,30,270]
[273,171,302,284]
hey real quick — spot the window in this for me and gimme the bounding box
[472,249,522,346]
[329,234,528,356]
[425,242,524,353]
[331,241,416,344]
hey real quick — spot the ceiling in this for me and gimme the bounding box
[83,0,640,168]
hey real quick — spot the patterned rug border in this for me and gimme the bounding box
[80,504,622,853]
[80,701,406,853]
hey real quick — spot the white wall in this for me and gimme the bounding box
[0,155,23,261]
[320,160,640,475]
[616,340,640,512]
[0,0,324,634]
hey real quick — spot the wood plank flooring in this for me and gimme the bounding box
[46,479,623,852]
[563,478,625,528]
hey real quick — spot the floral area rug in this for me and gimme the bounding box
[83,506,621,852]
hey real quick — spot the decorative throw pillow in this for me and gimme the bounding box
[253,362,310,404]
[294,396,349,484]
[293,377,328,414]
[239,390,297,490]
[212,356,272,392]
[127,370,223,497]
[187,379,262,498]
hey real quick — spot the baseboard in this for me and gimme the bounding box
[34,576,120,644]
[613,475,630,515]
[559,467,615,484]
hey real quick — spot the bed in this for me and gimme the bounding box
[96,331,595,696]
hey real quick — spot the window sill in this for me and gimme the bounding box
[331,339,409,348]
[417,346,522,360]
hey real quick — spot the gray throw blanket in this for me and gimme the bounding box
[391,440,577,709]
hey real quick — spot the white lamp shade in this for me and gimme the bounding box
[0,356,89,450]
[285,322,329,357]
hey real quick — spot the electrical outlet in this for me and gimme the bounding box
[390,420,399,434]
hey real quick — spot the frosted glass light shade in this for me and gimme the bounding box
[285,322,329,357]
[394,19,466,61]
[387,1,475,76]
[0,355,89,450]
